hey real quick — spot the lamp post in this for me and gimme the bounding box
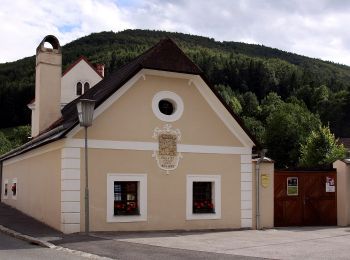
[76,99,95,234]
[256,148,267,230]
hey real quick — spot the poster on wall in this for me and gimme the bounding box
[326,177,335,192]
[287,177,298,196]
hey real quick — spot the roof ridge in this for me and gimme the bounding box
[62,56,103,78]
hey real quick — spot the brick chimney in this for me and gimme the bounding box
[31,35,62,137]
[95,63,105,77]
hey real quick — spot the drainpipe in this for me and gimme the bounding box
[256,149,267,230]
[0,161,2,203]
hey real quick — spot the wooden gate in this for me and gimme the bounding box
[274,170,337,226]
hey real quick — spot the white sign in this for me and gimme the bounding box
[326,177,335,192]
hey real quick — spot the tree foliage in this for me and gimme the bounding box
[0,125,31,155]
[299,125,346,168]
[0,132,11,155]
[265,102,321,168]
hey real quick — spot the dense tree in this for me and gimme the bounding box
[265,102,321,168]
[242,116,265,145]
[299,125,346,168]
[215,84,242,114]
[0,132,11,155]
[0,125,30,155]
[241,92,261,117]
[260,92,283,122]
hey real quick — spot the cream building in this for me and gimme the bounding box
[0,35,274,234]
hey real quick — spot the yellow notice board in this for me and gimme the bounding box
[261,174,269,188]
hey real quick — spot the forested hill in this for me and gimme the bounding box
[1,29,350,167]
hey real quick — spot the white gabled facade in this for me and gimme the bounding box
[61,58,103,106]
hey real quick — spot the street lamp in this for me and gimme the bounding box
[256,148,267,230]
[76,99,95,234]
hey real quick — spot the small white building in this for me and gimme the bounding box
[61,56,104,106]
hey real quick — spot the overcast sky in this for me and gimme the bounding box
[1,0,350,65]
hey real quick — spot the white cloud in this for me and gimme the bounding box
[0,0,131,63]
[1,0,350,65]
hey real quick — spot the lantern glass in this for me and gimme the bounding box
[76,99,95,127]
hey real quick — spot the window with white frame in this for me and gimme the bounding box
[11,178,17,200]
[3,179,8,199]
[107,174,147,222]
[186,175,221,220]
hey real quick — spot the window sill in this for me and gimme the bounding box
[113,213,140,217]
[186,213,221,220]
[108,215,147,223]
[192,211,216,214]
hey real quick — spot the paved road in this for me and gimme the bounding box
[55,233,263,260]
[0,232,89,260]
[97,227,350,260]
[0,231,262,260]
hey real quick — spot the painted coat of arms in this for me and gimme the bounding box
[152,124,182,173]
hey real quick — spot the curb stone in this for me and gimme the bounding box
[0,224,55,248]
[53,246,114,259]
[0,225,113,259]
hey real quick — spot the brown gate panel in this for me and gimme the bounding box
[274,170,337,227]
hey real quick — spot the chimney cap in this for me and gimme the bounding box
[36,35,61,54]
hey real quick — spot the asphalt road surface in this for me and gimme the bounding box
[0,232,265,260]
[55,234,263,260]
[0,232,89,260]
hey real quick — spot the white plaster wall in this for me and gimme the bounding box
[61,60,102,105]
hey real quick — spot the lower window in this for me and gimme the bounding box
[114,181,139,216]
[107,173,147,222]
[3,179,8,199]
[193,182,215,214]
[186,175,221,220]
[11,178,17,200]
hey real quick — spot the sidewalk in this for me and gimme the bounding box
[0,202,62,241]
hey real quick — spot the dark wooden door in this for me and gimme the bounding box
[274,170,337,226]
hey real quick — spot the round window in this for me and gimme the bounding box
[152,91,184,122]
[158,100,174,115]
